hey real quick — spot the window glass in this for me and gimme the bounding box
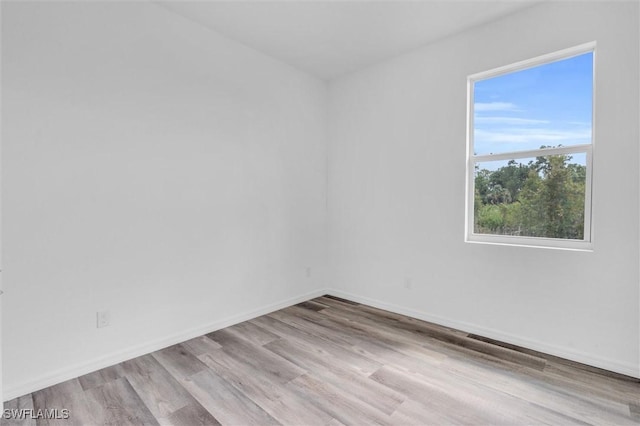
[473,52,593,155]
[467,45,594,249]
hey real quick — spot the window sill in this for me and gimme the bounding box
[465,234,594,252]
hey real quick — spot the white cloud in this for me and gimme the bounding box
[474,102,517,112]
[474,116,549,125]
[475,128,592,144]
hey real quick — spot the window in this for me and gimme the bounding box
[466,43,595,250]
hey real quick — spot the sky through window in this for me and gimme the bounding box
[473,52,593,157]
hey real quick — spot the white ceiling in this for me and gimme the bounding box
[158,1,539,80]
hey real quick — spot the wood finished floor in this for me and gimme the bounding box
[4,295,640,425]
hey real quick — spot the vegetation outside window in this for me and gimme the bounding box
[466,43,595,250]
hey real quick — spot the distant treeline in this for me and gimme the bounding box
[474,151,586,240]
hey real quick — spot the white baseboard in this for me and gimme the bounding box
[3,288,327,402]
[5,286,637,401]
[325,288,640,379]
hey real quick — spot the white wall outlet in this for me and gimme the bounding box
[404,277,413,289]
[97,310,111,328]
[306,266,311,278]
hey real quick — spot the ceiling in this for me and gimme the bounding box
[157,1,540,80]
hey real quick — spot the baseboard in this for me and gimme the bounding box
[3,288,328,402]
[6,286,637,401]
[325,288,640,379]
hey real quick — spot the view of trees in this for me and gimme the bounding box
[474,148,586,240]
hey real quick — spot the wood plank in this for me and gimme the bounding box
[321,295,359,305]
[429,356,620,424]
[151,344,207,380]
[287,373,392,425]
[122,354,194,420]
[296,300,329,312]
[78,364,126,391]
[264,337,405,415]
[296,301,462,356]
[318,300,547,371]
[273,307,364,348]
[317,296,471,343]
[225,319,281,346]
[178,369,280,426]
[436,347,635,424]
[369,365,520,425]
[253,314,383,376]
[206,328,307,384]
[84,377,159,426]
[470,333,640,385]
[389,398,469,425]
[630,402,640,420]
[181,335,222,357]
[165,402,221,426]
[31,379,98,426]
[277,305,449,375]
[541,362,640,405]
[324,418,347,426]
[197,351,333,425]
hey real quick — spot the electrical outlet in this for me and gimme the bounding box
[97,310,110,328]
[306,267,311,278]
[404,277,413,289]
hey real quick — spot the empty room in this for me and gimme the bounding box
[1,0,639,424]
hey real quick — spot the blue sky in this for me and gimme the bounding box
[473,51,593,156]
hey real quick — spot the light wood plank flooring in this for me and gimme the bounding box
[4,295,640,425]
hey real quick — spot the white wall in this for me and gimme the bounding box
[1,2,327,397]
[328,1,640,377]
[3,0,639,400]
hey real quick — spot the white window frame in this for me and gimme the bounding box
[465,42,596,251]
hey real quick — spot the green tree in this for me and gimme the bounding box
[474,148,585,239]
[488,159,534,202]
[518,154,585,239]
